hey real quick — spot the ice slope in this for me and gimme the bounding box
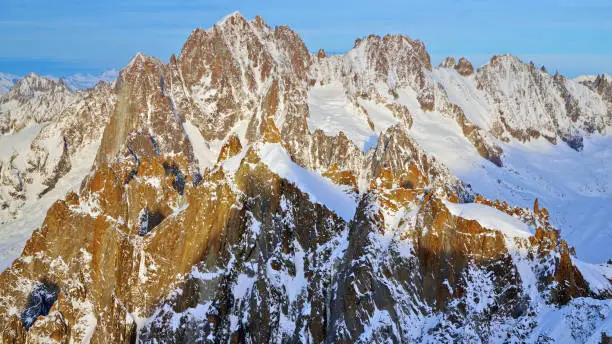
[183,120,223,171]
[397,86,481,172]
[357,98,398,133]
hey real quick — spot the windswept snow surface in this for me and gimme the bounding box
[529,298,612,344]
[307,82,377,151]
[0,123,46,161]
[460,136,612,264]
[257,143,357,221]
[574,74,611,83]
[572,259,612,294]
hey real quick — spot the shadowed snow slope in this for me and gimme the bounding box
[460,136,612,263]
[397,94,611,263]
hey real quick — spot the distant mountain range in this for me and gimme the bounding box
[0,69,119,94]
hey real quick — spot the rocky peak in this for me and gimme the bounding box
[7,72,70,100]
[215,10,245,27]
[351,33,432,73]
[95,49,192,166]
[455,57,474,76]
[120,52,163,80]
[310,32,434,111]
[439,56,456,68]
[475,53,610,147]
[438,56,474,76]
[0,72,78,134]
[171,12,312,149]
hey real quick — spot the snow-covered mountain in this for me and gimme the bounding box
[0,69,119,95]
[575,73,611,84]
[0,12,610,343]
[61,69,119,91]
[0,72,21,95]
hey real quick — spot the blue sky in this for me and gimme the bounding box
[0,0,610,77]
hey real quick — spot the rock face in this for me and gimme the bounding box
[0,12,611,344]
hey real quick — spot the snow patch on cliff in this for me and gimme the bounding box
[183,121,222,171]
[442,199,533,238]
[257,143,357,221]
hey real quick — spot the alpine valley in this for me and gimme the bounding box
[0,12,611,343]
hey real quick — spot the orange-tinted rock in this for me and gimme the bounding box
[322,164,358,191]
[262,118,282,143]
[552,241,590,305]
[217,136,243,163]
[414,193,512,310]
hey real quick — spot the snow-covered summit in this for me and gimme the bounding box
[575,73,611,84]
[216,10,244,26]
[0,69,120,94]
[7,72,67,99]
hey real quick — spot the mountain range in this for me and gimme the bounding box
[0,70,119,95]
[0,12,610,343]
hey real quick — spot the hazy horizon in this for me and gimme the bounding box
[1,0,610,78]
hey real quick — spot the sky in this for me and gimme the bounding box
[0,0,610,78]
